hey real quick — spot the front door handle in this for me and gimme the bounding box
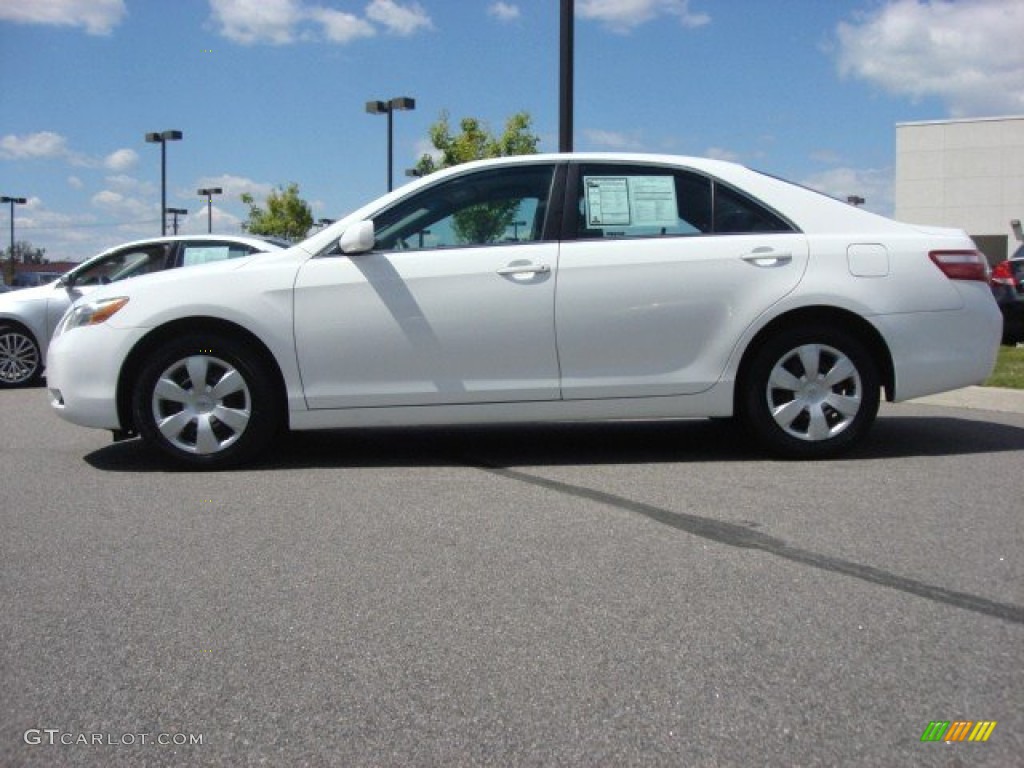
[497,263,551,276]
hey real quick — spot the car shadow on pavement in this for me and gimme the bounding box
[83,412,1024,472]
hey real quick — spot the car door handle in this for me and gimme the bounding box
[497,263,551,276]
[742,248,792,267]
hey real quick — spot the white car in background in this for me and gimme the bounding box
[46,153,1001,468]
[0,234,285,387]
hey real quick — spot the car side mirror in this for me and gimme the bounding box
[338,220,375,255]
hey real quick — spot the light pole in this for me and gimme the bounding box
[166,207,188,235]
[197,187,223,233]
[145,130,183,235]
[366,97,416,192]
[2,195,26,284]
[2,195,27,260]
[559,0,574,152]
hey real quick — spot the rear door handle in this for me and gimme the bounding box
[742,247,792,267]
[497,263,551,276]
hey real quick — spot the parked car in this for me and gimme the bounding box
[11,271,66,288]
[0,235,285,387]
[47,153,1001,468]
[990,245,1024,344]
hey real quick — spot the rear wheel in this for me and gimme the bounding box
[132,334,281,469]
[739,326,880,459]
[0,324,42,388]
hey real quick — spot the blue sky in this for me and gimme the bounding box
[1,0,1022,262]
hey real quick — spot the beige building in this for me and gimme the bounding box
[894,115,1024,264]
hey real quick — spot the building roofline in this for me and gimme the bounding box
[896,115,1024,127]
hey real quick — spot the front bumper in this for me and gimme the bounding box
[47,324,142,431]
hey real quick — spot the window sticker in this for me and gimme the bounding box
[584,175,678,228]
[585,177,631,226]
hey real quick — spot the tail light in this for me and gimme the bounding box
[990,260,1015,286]
[928,250,990,282]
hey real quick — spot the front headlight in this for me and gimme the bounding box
[55,297,130,338]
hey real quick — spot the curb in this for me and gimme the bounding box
[906,386,1024,415]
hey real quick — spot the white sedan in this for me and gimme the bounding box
[46,154,1001,468]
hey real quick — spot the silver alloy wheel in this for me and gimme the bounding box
[150,354,252,455]
[765,343,862,442]
[0,328,40,385]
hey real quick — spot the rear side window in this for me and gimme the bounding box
[574,163,792,239]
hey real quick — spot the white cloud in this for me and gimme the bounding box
[0,131,69,160]
[488,2,520,22]
[365,0,432,36]
[193,174,274,201]
[836,0,1024,117]
[67,176,84,189]
[103,174,155,196]
[0,0,126,35]
[800,166,894,216]
[104,148,138,172]
[582,128,646,150]
[307,7,375,43]
[209,0,430,45]
[209,0,304,45]
[578,0,710,33]
[705,146,741,163]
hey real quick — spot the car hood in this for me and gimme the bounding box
[0,281,60,310]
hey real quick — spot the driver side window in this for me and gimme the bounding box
[372,164,556,252]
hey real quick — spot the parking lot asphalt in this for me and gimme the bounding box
[2,385,1022,767]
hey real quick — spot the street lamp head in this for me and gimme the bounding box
[165,207,188,215]
[197,187,223,196]
[1,196,27,204]
[390,97,415,111]
[145,130,184,143]
[365,100,388,115]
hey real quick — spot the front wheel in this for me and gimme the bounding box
[738,327,880,459]
[0,324,42,388]
[132,334,281,469]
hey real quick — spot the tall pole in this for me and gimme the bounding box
[2,196,26,262]
[160,142,167,234]
[1,196,26,285]
[366,98,415,193]
[559,0,574,152]
[198,187,222,233]
[387,108,395,192]
[145,130,183,236]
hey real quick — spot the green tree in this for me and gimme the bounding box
[241,183,313,241]
[415,110,539,175]
[415,111,540,245]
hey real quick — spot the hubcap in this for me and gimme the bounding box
[0,330,40,385]
[766,343,862,442]
[151,355,251,455]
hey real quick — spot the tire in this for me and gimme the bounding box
[0,324,43,388]
[738,326,880,459]
[132,334,281,469]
